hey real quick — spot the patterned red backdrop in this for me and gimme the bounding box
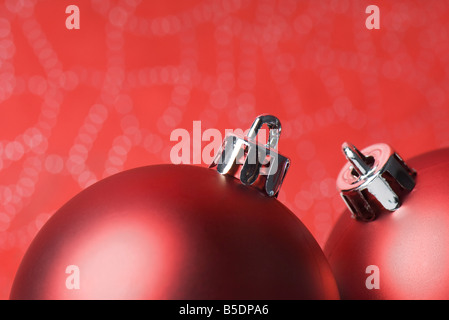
[1,0,449,299]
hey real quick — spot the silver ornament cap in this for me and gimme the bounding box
[209,115,290,197]
[337,142,417,221]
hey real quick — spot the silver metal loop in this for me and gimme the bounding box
[342,142,372,177]
[247,115,281,150]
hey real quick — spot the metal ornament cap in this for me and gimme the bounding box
[209,115,290,197]
[337,142,417,222]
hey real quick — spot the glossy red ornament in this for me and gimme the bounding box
[325,143,449,300]
[10,115,339,300]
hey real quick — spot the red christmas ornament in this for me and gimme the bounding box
[325,142,449,299]
[10,115,339,300]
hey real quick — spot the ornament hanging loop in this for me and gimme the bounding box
[342,142,372,177]
[247,115,281,150]
[210,114,290,198]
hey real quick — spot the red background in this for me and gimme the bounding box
[1,0,449,299]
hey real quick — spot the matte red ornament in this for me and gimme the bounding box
[10,116,339,300]
[325,142,449,300]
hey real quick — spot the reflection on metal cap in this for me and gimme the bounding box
[337,142,416,221]
[209,115,290,197]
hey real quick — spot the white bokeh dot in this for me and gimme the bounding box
[59,71,79,91]
[210,89,228,109]
[89,104,108,125]
[109,6,129,28]
[28,75,47,96]
[294,190,314,211]
[0,212,10,232]
[45,154,64,174]
[35,213,51,230]
[5,141,24,161]
[143,133,163,154]
[114,94,133,114]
